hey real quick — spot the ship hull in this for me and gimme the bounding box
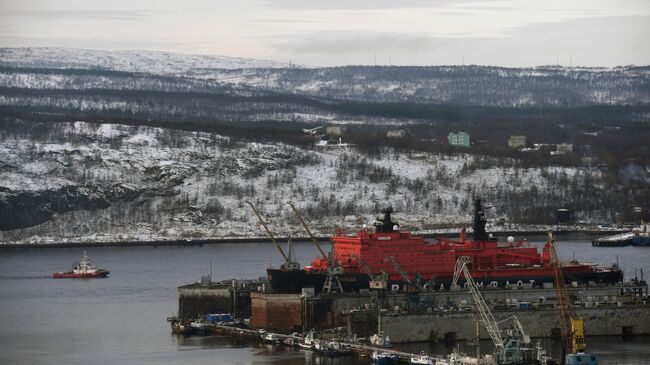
[632,236,650,246]
[52,270,110,279]
[267,268,622,293]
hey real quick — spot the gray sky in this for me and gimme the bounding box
[1,0,648,67]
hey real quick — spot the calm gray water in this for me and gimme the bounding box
[0,240,649,365]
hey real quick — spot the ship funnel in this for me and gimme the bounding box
[473,199,490,241]
[375,206,399,233]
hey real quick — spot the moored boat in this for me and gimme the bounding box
[632,225,650,246]
[371,351,399,364]
[593,225,650,247]
[262,332,281,344]
[298,329,317,350]
[314,340,353,356]
[189,321,210,335]
[369,332,392,348]
[410,351,435,364]
[52,251,110,279]
[170,321,190,335]
[283,335,299,347]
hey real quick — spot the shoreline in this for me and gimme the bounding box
[0,228,624,249]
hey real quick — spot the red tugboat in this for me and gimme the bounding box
[267,200,622,293]
[52,251,110,279]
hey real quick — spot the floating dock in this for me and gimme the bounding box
[176,279,650,342]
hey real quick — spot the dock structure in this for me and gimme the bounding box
[177,278,266,320]
[177,279,650,342]
[211,323,441,363]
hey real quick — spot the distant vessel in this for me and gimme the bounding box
[591,232,634,247]
[632,225,650,246]
[52,251,110,279]
[593,225,650,247]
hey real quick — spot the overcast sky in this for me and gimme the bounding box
[1,0,648,67]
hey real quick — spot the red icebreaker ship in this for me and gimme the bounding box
[267,200,622,293]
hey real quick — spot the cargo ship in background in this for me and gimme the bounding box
[52,251,110,279]
[592,225,650,247]
[267,200,623,293]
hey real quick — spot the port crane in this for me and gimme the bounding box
[246,201,299,271]
[453,256,550,365]
[548,231,599,365]
[350,254,388,290]
[287,202,328,259]
[285,201,342,293]
[383,255,421,312]
[453,256,504,352]
[383,255,421,293]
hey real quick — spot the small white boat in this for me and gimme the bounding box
[283,336,297,347]
[298,330,317,350]
[262,332,281,344]
[411,351,435,364]
[314,340,353,356]
[371,351,399,364]
[434,352,481,365]
[369,332,392,348]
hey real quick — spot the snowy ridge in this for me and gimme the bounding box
[1,48,648,107]
[0,47,295,75]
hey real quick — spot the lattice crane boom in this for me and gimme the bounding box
[548,230,588,356]
[384,256,411,284]
[246,201,289,262]
[454,256,504,351]
[287,202,328,258]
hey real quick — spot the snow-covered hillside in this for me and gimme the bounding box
[1,47,648,107]
[0,119,626,245]
[0,47,294,75]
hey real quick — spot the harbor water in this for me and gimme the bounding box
[0,239,649,365]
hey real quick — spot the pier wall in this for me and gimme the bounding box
[250,293,302,333]
[178,284,253,320]
[382,305,650,342]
